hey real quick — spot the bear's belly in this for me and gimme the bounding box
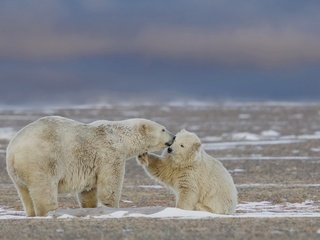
[58,174,97,193]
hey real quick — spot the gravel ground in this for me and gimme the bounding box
[0,102,320,239]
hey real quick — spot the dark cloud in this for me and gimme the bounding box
[0,0,320,104]
[1,0,319,67]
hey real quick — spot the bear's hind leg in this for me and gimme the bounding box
[78,188,97,208]
[15,184,35,217]
[97,161,125,208]
[28,180,58,216]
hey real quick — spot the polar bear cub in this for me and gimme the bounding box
[137,129,237,214]
[6,116,175,216]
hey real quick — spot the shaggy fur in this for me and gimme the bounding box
[137,129,237,214]
[6,116,175,216]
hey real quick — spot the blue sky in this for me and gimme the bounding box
[0,0,320,104]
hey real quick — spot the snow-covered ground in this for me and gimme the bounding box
[0,200,319,220]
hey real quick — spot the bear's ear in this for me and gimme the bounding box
[192,142,201,152]
[139,124,149,135]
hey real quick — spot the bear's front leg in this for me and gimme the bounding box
[97,160,125,208]
[176,189,198,211]
[136,152,149,166]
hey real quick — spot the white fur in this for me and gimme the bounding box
[137,129,238,214]
[6,116,175,216]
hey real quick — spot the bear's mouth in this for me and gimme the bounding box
[165,136,176,147]
[167,147,173,153]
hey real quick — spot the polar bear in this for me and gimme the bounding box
[6,116,175,216]
[137,129,237,214]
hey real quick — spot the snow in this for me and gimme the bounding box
[203,139,303,151]
[231,132,260,141]
[218,156,319,161]
[146,208,216,219]
[201,131,320,151]
[229,169,245,173]
[1,200,319,220]
[260,130,280,138]
[238,114,251,119]
[57,214,75,219]
[237,183,320,188]
[201,136,222,142]
[137,185,163,189]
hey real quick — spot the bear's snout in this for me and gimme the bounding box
[167,147,173,153]
[165,135,176,146]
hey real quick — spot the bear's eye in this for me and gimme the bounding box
[180,144,184,148]
[162,129,165,132]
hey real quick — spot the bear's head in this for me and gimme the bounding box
[166,129,201,164]
[138,119,175,152]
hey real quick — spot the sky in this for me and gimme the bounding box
[0,0,320,105]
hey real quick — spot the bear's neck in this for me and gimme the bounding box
[117,129,147,160]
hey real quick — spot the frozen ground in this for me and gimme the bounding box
[0,102,320,239]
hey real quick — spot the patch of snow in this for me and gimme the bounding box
[188,125,201,131]
[137,185,163,189]
[204,139,303,151]
[94,211,129,218]
[311,148,320,152]
[218,156,319,161]
[57,214,75,219]
[201,136,221,142]
[237,184,320,188]
[231,132,260,141]
[296,134,320,140]
[168,100,212,108]
[238,114,251,119]
[121,200,133,203]
[229,169,245,173]
[236,200,318,214]
[1,203,320,220]
[147,207,216,219]
[260,130,280,138]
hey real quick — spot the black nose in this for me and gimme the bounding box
[167,147,172,153]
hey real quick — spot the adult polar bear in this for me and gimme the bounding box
[6,116,175,216]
